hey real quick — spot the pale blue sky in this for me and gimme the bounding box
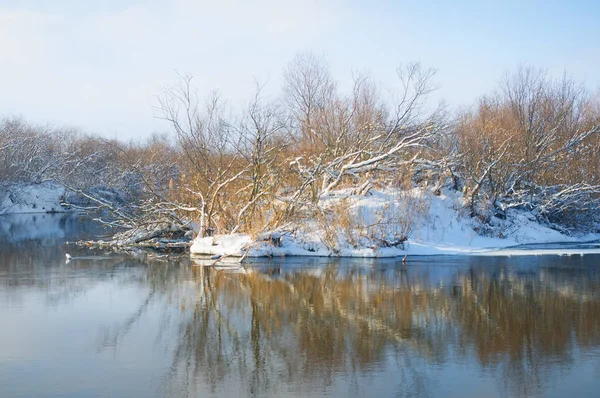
[1,0,598,140]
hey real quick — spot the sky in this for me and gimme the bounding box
[0,0,599,140]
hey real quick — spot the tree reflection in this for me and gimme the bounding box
[12,245,596,397]
[159,259,600,397]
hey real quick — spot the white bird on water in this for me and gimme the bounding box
[65,253,72,263]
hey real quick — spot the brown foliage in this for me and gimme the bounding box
[455,66,600,218]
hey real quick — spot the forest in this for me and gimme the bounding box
[1,54,599,250]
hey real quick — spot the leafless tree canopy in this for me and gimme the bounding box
[2,56,599,241]
[454,66,600,228]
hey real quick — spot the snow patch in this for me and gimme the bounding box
[191,233,254,256]
[0,182,66,215]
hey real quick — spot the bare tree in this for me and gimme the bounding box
[455,66,600,228]
[283,57,445,214]
[230,82,286,234]
[283,52,337,152]
[155,74,246,236]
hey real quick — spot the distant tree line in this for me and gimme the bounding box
[1,53,598,240]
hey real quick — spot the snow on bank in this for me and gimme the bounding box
[190,188,600,258]
[0,182,66,215]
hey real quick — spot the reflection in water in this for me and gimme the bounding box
[0,213,106,244]
[1,218,600,397]
[160,257,600,397]
[0,213,112,307]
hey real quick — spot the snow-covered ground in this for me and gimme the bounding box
[191,188,600,258]
[0,182,66,215]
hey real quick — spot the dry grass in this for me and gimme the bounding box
[314,197,371,252]
[366,172,430,247]
[314,180,430,252]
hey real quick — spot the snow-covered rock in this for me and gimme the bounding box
[190,233,254,256]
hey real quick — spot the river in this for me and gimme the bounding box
[1,214,600,397]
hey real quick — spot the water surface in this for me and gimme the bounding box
[1,214,600,397]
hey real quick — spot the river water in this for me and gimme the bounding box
[1,214,600,397]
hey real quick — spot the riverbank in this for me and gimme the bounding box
[0,182,66,215]
[191,188,600,258]
[3,183,598,257]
